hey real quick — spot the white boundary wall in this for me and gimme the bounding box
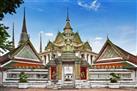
[89,69,137,88]
[2,68,48,88]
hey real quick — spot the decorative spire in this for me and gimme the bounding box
[107,34,109,40]
[39,32,42,53]
[64,8,72,32]
[19,7,29,45]
[22,7,27,33]
[66,8,70,21]
[12,22,15,49]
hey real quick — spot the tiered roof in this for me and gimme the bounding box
[93,38,137,69]
[45,11,92,53]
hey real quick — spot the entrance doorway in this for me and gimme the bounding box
[62,64,74,87]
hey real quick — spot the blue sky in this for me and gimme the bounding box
[2,0,137,55]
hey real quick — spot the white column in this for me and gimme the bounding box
[88,55,91,64]
[46,55,49,64]
[92,56,96,64]
[131,70,135,82]
[50,53,52,60]
[135,69,137,82]
[3,71,7,82]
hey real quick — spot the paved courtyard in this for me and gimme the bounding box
[0,87,137,91]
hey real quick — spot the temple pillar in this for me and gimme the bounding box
[57,62,62,80]
[75,61,80,80]
[49,67,51,80]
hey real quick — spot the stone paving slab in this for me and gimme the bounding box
[0,87,137,91]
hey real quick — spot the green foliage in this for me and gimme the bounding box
[0,24,12,53]
[19,72,28,83]
[110,73,120,83]
[0,0,24,20]
[0,0,23,53]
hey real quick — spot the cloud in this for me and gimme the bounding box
[77,0,101,11]
[45,32,54,37]
[88,36,105,53]
[95,37,103,40]
[39,31,53,37]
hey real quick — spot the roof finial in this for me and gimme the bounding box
[12,22,15,49]
[22,7,27,33]
[107,33,109,40]
[19,7,29,45]
[66,7,70,21]
[64,8,72,32]
[39,32,42,53]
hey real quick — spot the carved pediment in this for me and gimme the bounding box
[15,45,39,61]
[99,45,120,60]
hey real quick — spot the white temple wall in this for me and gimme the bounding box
[88,69,137,88]
[89,69,134,82]
[46,55,49,64]
[2,69,48,87]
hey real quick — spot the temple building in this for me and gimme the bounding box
[0,9,48,88]
[39,10,98,87]
[0,9,137,88]
[90,38,137,86]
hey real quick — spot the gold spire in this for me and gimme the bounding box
[64,8,72,32]
[19,7,29,45]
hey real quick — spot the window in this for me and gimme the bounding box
[27,74,34,78]
[53,54,56,58]
[121,74,131,78]
[36,74,48,78]
[81,54,84,58]
[7,73,18,78]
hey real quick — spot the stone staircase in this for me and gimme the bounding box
[62,82,75,89]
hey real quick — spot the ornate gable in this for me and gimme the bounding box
[45,41,54,51]
[54,32,64,44]
[83,42,92,51]
[73,32,82,44]
[15,45,39,61]
[96,39,124,63]
[99,44,119,60]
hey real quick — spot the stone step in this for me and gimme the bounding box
[62,85,74,89]
[62,83,74,89]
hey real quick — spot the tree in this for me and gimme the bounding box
[19,72,28,83]
[0,0,24,20]
[0,24,11,53]
[110,73,120,83]
[0,0,23,53]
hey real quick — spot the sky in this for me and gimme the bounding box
[2,0,137,55]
